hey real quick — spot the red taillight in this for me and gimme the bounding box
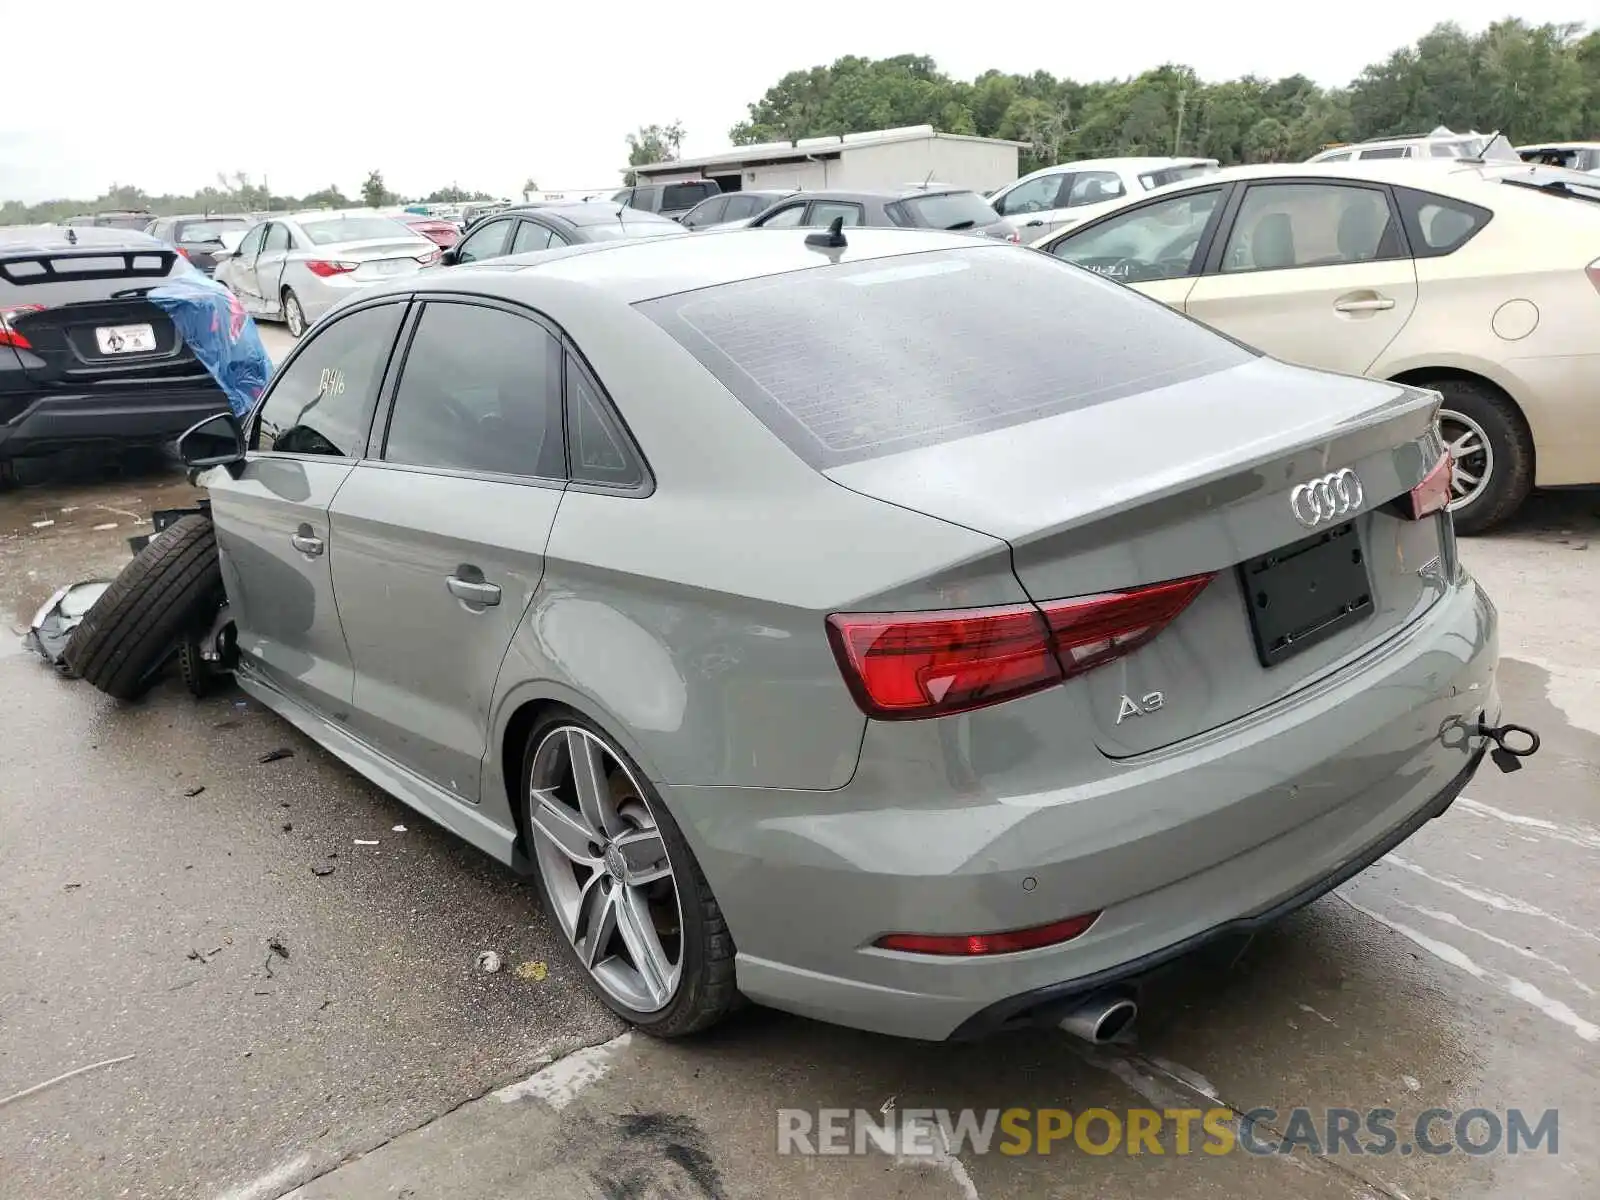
[827,574,1214,720]
[175,246,191,260]
[875,912,1101,956]
[1041,575,1215,679]
[415,249,441,265]
[1402,451,1453,520]
[0,303,45,350]
[306,259,357,278]
[1587,258,1600,296]
[1007,230,1021,244]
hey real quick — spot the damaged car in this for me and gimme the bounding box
[0,225,263,487]
[60,227,1539,1043]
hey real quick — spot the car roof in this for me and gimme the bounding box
[364,226,991,306]
[1011,156,1214,181]
[1133,158,1520,194]
[508,201,678,227]
[0,224,164,253]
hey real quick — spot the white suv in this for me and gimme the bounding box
[1307,128,1517,164]
[987,156,1218,241]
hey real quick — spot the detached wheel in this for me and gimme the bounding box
[63,515,224,701]
[521,712,738,1037]
[1432,378,1534,535]
[283,288,307,338]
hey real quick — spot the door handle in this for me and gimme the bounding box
[290,531,324,557]
[1333,296,1395,313]
[446,575,502,607]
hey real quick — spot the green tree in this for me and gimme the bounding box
[361,170,392,208]
[623,122,686,183]
[301,184,349,209]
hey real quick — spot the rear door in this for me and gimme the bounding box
[1183,180,1419,375]
[0,247,213,391]
[327,298,568,799]
[452,217,514,265]
[1044,185,1229,310]
[207,299,408,717]
[991,170,1072,240]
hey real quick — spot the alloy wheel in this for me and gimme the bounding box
[527,726,683,1014]
[1438,408,1494,513]
[284,292,306,338]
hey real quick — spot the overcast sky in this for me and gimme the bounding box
[0,2,1588,203]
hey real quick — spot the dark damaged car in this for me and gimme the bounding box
[0,225,236,484]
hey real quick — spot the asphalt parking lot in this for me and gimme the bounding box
[1,322,1597,1200]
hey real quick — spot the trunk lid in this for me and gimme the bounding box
[0,247,208,389]
[825,356,1450,755]
[333,239,436,281]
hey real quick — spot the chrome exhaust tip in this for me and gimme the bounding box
[1057,991,1138,1044]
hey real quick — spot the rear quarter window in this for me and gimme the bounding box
[1395,187,1493,257]
[640,247,1251,469]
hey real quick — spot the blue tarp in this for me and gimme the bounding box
[146,274,271,419]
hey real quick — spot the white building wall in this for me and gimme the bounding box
[744,160,832,190]
[830,137,1020,193]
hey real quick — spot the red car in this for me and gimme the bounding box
[399,216,460,249]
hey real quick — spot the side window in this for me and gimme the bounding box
[255,304,405,457]
[567,354,645,490]
[684,197,727,227]
[382,302,564,479]
[1395,188,1492,258]
[1050,190,1221,283]
[456,218,513,264]
[511,221,555,254]
[1357,146,1410,160]
[1066,171,1126,207]
[263,224,289,253]
[1221,183,1399,273]
[756,204,807,228]
[805,201,864,228]
[994,173,1067,217]
[1318,151,1353,162]
[626,187,657,212]
[237,225,267,259]
[726,195,767,221]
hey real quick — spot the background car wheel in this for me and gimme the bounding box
[1429,377,1534,536]
[520,710,738,1037]
[282,289,306,338]
[63,515,225,700]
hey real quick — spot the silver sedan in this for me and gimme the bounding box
[214,212,439,337]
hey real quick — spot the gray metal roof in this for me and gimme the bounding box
[630,126,1028,177]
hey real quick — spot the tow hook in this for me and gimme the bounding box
[1477,722,1541,773]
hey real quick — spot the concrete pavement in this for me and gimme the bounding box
[0,389,1596,1198]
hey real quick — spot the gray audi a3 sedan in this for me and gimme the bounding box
[176,226,1508,1042]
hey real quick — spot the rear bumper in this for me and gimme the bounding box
[0,386,230,458]
[663,574,1501,1041]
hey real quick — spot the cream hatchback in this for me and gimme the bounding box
[1037,159,1600,532]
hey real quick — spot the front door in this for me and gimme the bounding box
[207,300,409,717]
[1183,180,1419,375]
[328,299,567,801]
[228,223,268,312]
[1044,186,1229,310]
[254,222,293,318]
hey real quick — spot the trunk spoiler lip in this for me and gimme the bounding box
[824,372,1442,546]
[0,247,179,286]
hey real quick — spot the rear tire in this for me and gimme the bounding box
[1429,377,1534,536]
[283,288,307,339]
[63,515,225,701]
[520,708,739,1038]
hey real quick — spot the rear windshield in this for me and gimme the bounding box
[301,217,412,245]
[640,247,1250,468]
[663,182,716,208]
[175,218,248,243]
[1140,163,1219,190]
[896,191,1001,230]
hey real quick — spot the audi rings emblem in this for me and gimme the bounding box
[1289,468,1364,529]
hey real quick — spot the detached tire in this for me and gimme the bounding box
[1431,378,1535,536]
[64,515,224,701]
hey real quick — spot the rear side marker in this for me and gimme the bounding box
[875,912,1101,956]
[826,575,1214,720]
